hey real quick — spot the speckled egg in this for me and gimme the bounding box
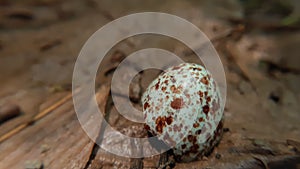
[142,63,224,162]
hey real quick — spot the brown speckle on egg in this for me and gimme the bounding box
[202,105,210,115]
[170,98,184,110]
[200,77,209,85]
[155,81,160,90]
[155,116,166,134]
[166,116,173,125]
[193,122,200,128]
[144,102,150,110]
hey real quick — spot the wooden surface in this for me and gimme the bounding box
[0,0,300,168]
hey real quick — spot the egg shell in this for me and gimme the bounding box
[142,63,224,162]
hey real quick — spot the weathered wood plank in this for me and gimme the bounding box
[0,101,74,168]
[0,85,110,169]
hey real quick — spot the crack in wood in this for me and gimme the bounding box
[83,86,112,169]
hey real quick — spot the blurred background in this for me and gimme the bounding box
[0,0,299,168]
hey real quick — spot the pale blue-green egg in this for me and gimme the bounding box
[142,63,224,162]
